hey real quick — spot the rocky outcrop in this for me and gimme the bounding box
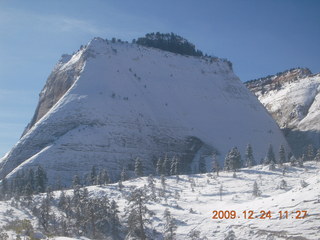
[23,53,86,136]
[245,68,320,155]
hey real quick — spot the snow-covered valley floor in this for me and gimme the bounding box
[1,161,320,240]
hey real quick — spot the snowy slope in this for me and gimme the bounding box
[1,161,319,239]
[0,37,289,185]
[246,68,320,155]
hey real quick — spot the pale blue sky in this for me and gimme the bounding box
[0,0,319,156]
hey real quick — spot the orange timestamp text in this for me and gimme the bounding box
[212,210,308,220]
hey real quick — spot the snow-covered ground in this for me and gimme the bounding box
[1,161,319,239]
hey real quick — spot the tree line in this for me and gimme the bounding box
[1,143,319,200]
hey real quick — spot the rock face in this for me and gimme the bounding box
[245,68,320,155]
[0,38,290,185]
[22,54,86,136]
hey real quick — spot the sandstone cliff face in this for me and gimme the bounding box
[0,38,290,185]
[246,68,320,155]
[23,53,86,135]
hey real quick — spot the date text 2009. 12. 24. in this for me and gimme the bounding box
[212,210,308,220]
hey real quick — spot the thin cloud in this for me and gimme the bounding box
[0,6,153,41]
[0,7,107,36]
[36,14,108,35]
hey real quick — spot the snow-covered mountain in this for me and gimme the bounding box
[0,37,290,185]
[245,68,320,155]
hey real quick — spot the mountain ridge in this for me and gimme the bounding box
[245,68,320,155]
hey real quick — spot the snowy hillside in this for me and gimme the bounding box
[245,68,320,155]
[0,161,319,239]
[0,37,289,186]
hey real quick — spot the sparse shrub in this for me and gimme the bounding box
[0,229,9,240]
[188,229,201,240]
[4,219,34,240]
[224,230,236,240]
[279,179,288,190]
[252,181,261,197]
[300,180,308,188]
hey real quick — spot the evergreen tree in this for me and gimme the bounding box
[252,181,261,197]
[118,179,124,191]
[187,229,201,240]
[35,165,47,193]
[86,199,97,237]
[224,147,242,171]
[170,156,176,176]
[58,190,67,210]
[0,178,8,200]
[212,153,220,176]
[98,169,110,185]
[300,180,308,188]
[38,188,53,231]
[189,178,196,192]
[72,175,81,188]
[89,166,97,185]
[159,175,166,198]
[314,149,320,162]
[282,166,287,176]
[163,208,177,240]
[269,159,275,171]
[126,188,152,240]
[219,185,223,201]
[279,145,286,165]
[306,144,314,161]
[290,155,297,166]
[134,157,143,177]
[225,230,236,240]
[287,152,293,163]
[156,157,164,175]
[174,190,180,200]
[162,155,171,176]
[24,183,33,199]
[279,179,288,189]
[232,171,237,178]
[264,144,276,165]
[298,156,304,167]
[198,157,207,173]
[55,176,62,191]
[121,168,128,181]
[224,150,232,171]
[173,156,180,176]
[27,169,35,193]
[0,231,8,240]
[245,144,256,167]
[110,200,121,237]
[170,156,180,176]
[72,175,82,216]
[16,171,25,194]
[135,32,204,57]
[96,171,103,186]
[147,175,156,201]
